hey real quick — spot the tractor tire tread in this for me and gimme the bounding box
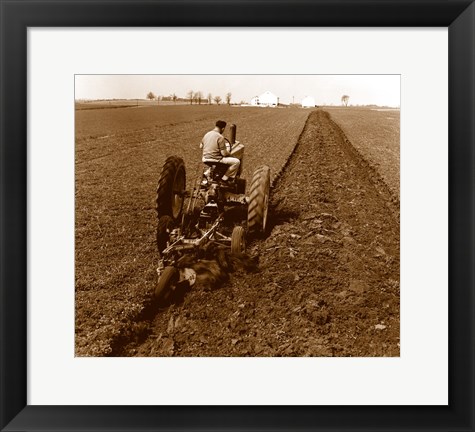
[156,156,185,220]
[248,165,270,233]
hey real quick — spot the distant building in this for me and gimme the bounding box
[250,91,279,107]
[301,96,316,108]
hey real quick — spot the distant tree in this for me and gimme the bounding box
[213,95,222,105]
[341,95,350,106]
[226,92,232,105]
[156,95,162,105]
[171,93,177,104]
[147,91,156,100]
[207,93,212,104]
[187,90,194,105]
[194,91,203,105]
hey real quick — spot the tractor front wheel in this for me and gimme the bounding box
[247,165,270,235]
[231,226,246,254]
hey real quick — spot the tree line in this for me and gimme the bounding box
[146,91,233,105]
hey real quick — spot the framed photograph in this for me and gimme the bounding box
[1,0,474,431]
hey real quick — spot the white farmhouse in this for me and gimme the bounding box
[250,91,279,107]
[250,96,259,106]
[301,96,316,108]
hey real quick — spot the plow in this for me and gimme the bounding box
[154,124,270,301]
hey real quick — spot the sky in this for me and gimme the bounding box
[75,75,400,107]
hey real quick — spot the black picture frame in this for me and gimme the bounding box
[1,1,474,431]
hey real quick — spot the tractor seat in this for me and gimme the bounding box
[204,161,229,181]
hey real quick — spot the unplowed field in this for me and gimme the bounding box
[75,105,310,356]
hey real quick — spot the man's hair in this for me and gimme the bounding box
[215,120,227,129]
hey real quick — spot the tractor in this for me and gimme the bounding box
[154,124,270,301]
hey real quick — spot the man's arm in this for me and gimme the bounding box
[218,136,230,157]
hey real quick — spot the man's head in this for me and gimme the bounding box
[215,120,227,133]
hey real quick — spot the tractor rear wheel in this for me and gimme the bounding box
[155,266,179,300]
[247,165,270,234]
[156,215,174,255]
[156,156,186,221]
[231,226,246,254]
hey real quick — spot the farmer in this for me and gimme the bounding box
[200,120,240,182]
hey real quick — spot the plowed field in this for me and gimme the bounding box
[325,107,400,200]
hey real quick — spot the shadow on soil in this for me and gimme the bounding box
[265,201,300,234]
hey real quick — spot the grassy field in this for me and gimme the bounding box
[325,107,400,199]
[75,104,310,355]
[75,100,192,110]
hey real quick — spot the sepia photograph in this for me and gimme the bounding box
[75,74,400,357]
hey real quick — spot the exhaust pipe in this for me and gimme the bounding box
[229,124,237,145]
